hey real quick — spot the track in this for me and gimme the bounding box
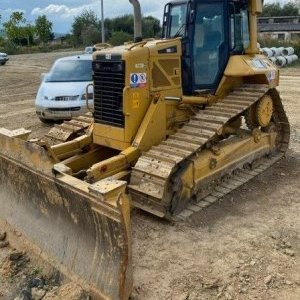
[38,113,94,146]
[174,154,282,221]
[129,84,290,219]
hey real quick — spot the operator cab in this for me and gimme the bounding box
[162,0,250,94]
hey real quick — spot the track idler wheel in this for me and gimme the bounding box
[245,95,274,129]
[257,95,274,127]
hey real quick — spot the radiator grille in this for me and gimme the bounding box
[93,60,125,127]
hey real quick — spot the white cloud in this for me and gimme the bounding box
[31,1,164,21]
[31,4,83,19]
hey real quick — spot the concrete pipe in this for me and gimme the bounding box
[262,47,273,58]
[285,55,298,64]
[282,47,295,56]
[285,56,294,64]
[279,47,285,56]
[276,56,287,67]
[290,54,298,62]
[271,47,284,57]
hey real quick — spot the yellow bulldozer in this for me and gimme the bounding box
[0,0,290,299]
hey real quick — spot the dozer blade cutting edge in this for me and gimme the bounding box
[0,130,133,300]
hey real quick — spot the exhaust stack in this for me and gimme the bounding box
[129,0,142,42]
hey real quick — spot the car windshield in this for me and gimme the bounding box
[46,59,92,82]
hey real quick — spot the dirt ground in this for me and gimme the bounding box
[0,52,299,300]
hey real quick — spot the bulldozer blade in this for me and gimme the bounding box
[0,132,133,300]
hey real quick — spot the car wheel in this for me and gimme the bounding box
[0,62,6,66]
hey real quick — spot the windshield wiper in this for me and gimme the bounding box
[173,23,186,38]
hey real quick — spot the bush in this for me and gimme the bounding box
[293,42,300,57]
[108,31,132,46]
[0,41,80,55]
[0,40,19,55]
[81,25,101,46]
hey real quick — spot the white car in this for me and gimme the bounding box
[35,54,94,123]
[0,52,9,65]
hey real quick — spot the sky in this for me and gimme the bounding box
[0,0,294,33]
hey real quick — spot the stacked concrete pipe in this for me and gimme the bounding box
[260,46,299,67]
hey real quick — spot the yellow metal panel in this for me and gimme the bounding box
[92,39,186,151]
[94,123,124,141]
[192,133,275,185]
[124,88,151,143]
[133,97,166,152]
[93,135,131,151]
[148,39,182,92]
[123,47,151,144]
[224,55,277,77]
[86,147,137,181]
[93,123,131,150]
[217,55,279,96]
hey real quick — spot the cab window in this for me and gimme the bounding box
[230,3,250,52]
[193,2,225,86]
[168,4,187,37]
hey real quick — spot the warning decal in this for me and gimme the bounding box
[130,73,147,88]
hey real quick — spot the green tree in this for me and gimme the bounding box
[261,1,299,17]
[3,11,26,41]
[142,16,161,38]
[109,15,135,35]
[261,3,282,17]
[35,15,53,43]
[21,24,35,46]
[104,15,161,41]
[282,2,299,16]
[3,11,35,46]
[81,24,101,45]
[71,11,162,45]
[108,30,132,46]
[72,10,99,45]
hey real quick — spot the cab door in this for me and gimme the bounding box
[191,0,229,91]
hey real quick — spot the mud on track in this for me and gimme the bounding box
[0,53,299,300]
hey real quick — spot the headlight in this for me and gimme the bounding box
[81,93,94,100]
[44,96,49,100]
